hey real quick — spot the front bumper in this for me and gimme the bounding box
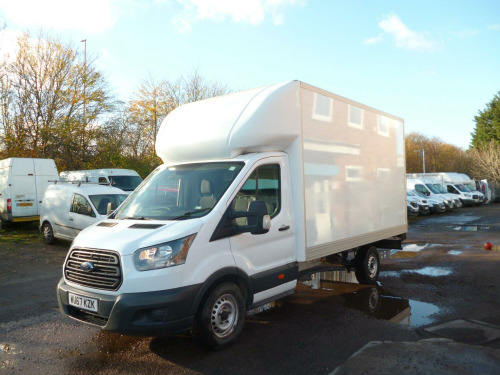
[57,278,201,336]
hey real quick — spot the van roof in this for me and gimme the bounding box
[47,183,126,195]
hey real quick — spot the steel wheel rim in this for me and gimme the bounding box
[43,225,52,241]
[367,254,378,279]
[210,293,238,338]
[368,288,379,311]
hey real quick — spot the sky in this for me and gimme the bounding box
[0,0,499,149]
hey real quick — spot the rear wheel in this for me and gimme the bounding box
[354,246,380,285]
[194,282,245,350]
[42,222,56,244]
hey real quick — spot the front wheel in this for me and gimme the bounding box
[42,222,56,244]
[194,282,246,350]
[354,246,380,285]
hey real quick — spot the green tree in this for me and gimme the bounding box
[471,91,500,147]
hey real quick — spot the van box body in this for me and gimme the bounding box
[60,169,143,194]
[0,158,59,224]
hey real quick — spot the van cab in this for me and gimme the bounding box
[40,183,127,243]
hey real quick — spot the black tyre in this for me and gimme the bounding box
[354,246,380,285]
[42,222,56,244]
[194,282,245,350]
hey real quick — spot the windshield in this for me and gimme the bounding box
[109,175,143,191]
[424,183,440,194]
[413,189,427,198]
[433,184,447,193]
[455,184,471,192]
[89,194,128,215]
[114,162,244,221]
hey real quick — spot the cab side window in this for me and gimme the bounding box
[71,194,95,217]
[98,177,108,184]
[232,164,280,219]
[447,185,458,194]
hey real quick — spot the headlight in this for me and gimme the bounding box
[133,234,196,271]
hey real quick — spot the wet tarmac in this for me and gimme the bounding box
[290,270,441,328]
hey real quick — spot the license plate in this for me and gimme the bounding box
[17,202,33,207]
[68,293,98,313]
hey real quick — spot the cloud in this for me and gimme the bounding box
[0,28,23,62]
[453,29,479,38]
[0,0,122,34]
[488,24,500,31]
[164,0,307,33]
[365,14,437,52]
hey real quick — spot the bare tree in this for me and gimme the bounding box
[0,31,114,169]
[469,141,500,183]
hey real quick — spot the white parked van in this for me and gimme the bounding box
[0,158,59,228]
[406,178,455,210]
[40,183,127,243]
[409,172,482,206]
[57,81,407,348]
[60,169,142,194]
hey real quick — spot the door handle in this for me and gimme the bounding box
[279,225,290,231]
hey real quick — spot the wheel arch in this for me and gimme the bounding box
[190,267,253,316]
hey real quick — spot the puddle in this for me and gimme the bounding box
[283,271,441,327]
[452,225,490,231]
[382,267,453,277]
[411,267,452,277]
[380,271,402,277]
[408,300,440,326]
[402,243,430,252]
[448,250,463,256]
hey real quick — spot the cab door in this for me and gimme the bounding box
[225,156,296,304]
[67,193,97,238]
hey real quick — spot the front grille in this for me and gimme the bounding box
[68,306,108,327]
[64,248,122,290]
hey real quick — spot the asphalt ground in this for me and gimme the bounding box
[0,204,499,374]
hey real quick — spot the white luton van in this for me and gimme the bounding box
[60,169,143,194]
[57,81,407,348]
[0,158,59,228]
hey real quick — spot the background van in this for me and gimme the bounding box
[59,169,143,194]
[40,183,127,243]
[0,158,59,228]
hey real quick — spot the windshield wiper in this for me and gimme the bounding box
[169,208,212,221]
[122,216,151,220]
